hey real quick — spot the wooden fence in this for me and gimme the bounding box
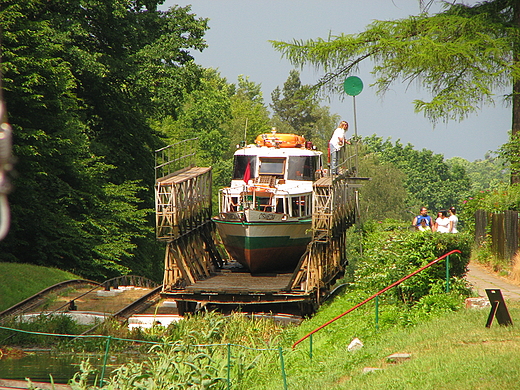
[475,209,519,261]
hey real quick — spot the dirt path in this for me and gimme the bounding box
[466,261,520,301]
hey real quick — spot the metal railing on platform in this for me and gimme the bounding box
[154,138,198,180]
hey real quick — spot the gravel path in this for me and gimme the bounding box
[466,262,520,301]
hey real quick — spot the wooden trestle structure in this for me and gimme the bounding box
[156,166,222,292]
[155,140,367,316]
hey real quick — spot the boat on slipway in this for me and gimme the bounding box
[213,130,323,274]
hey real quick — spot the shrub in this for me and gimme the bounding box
[355,224,472,303]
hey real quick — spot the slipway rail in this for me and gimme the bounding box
[0,279,101,320]
[0,275,159,321]
[292,249,462,349]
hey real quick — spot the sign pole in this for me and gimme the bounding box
[343,76,363,173]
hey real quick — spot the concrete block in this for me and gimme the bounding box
[386,353,412,363]
[465,297,490,309]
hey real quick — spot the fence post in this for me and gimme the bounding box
[99,335,112,387]
[227,343,231,390]
[375,295,379,330]
[309,334,313,360]
[278,347,288,390]
[445,255,450,293]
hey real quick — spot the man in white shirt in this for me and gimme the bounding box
[329,120,349,174]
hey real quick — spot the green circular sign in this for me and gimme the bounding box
[343,76,363,96]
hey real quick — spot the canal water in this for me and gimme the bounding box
[0,350,147,384]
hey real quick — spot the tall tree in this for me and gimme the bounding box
[0,0,208,279]
[358,152,408,221]
[226,75,270,149]
[270,70,338,150]
[271,0,520,182]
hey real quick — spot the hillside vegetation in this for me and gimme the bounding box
[0,263,78,312]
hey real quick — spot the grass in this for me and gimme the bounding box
[65,295,520,390]
[3,262,520,389]
[246,299,520,390]
[0,263,78,312]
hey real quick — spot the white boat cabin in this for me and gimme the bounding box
[218,144,323,220]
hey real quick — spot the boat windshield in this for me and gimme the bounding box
[232,155,257,180]
[287,155,319,181]
[259,157,285,176]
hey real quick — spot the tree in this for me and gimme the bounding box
[447,154,508,193]
[226,75,270,149]
[270,70,339,150]
[358,152,408,221]
[363,136,471,214]
[271,1,520,181]
[0,0,208,279]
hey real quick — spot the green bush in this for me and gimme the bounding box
[355,223,472,303]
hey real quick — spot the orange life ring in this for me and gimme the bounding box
[255,133,306,148]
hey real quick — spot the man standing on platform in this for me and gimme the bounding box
[329,120,349,175]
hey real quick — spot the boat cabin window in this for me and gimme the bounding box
[232,155,256,180]
[290,195,311,217]
[259,157,285,177]
[287,156,320,181]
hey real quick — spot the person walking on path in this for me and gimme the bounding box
[329,120,349,175]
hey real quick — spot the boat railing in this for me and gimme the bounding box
[154,138,198,180]
[219,186,291,213]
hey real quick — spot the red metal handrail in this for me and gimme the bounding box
[292,249,462,349]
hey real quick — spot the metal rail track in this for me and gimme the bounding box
[0,279,101,321]
[78,285,164,335]
[0,275,160,322]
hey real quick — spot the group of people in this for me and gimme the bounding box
[412,207,458,233]
[329,122,460,234]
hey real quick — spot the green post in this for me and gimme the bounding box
[446,255,450,293]
[227,343,231,390]
[309,333,313,360]
[278,347,288,390]
[375,295,379,331]
[99,336,112,387]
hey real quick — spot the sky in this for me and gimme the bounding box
[160,0,510,162]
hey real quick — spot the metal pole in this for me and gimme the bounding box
[227,343,231,390]
[99,336,112,387]
[352,95,359,172]
[446,255,450,292]
[375,295,379,331]
[279,347,288,390]
[309,333,313,360]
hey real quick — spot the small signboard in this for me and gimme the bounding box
[485,289,513,328]
[343,76,363,96]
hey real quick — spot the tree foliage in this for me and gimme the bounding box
[270,70,339,151]
[447,154,508,193]
[363,135,471,214]
[358,152,409,221]
[271,1,517,123]
[271,1,520,183]
[0,0,208,279]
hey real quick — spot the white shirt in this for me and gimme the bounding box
[449,214,459,233]
[435,217,450,233]
[329,127,346,150]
